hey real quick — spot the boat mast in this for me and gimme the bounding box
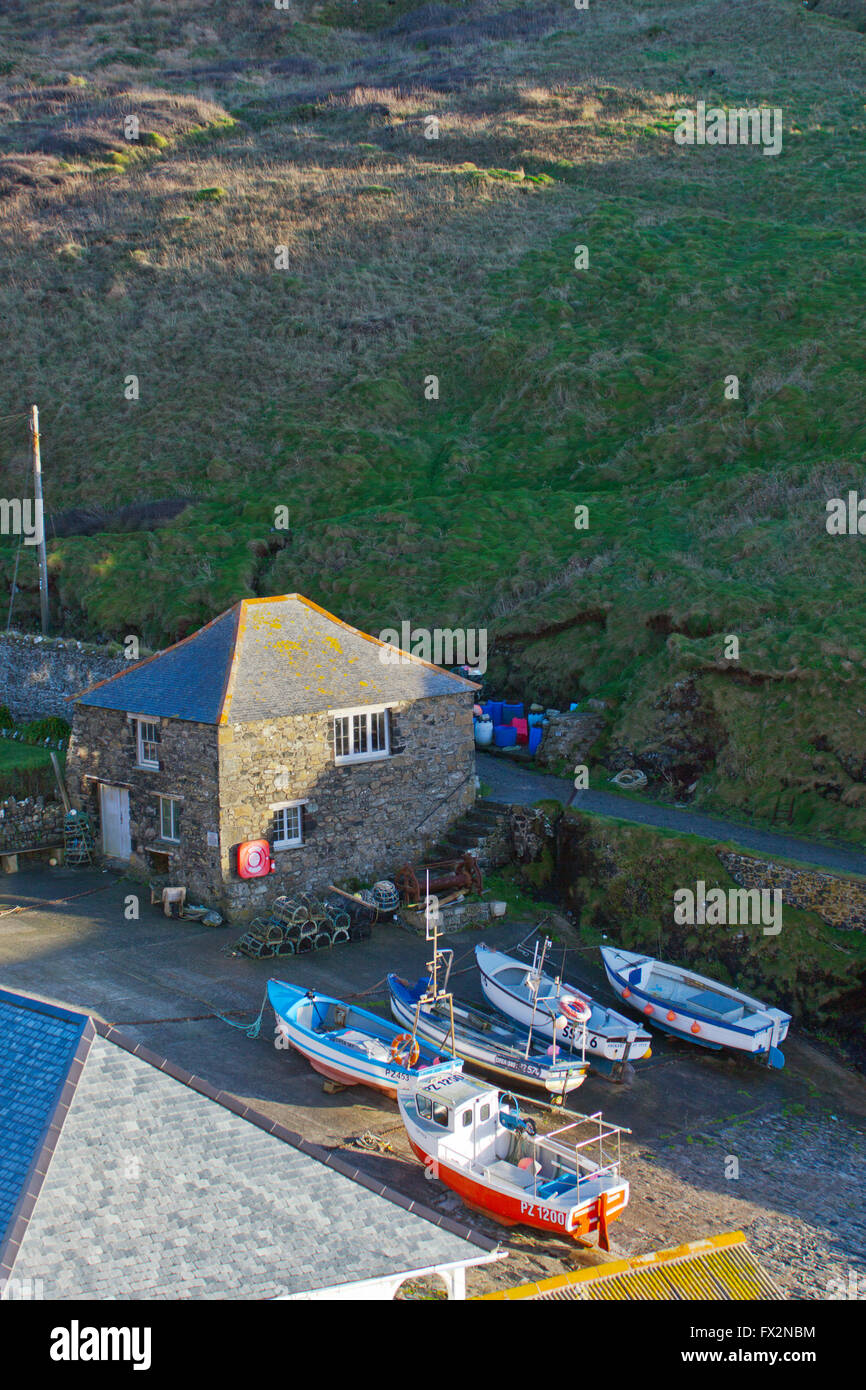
[414,870,456,1061]
[523,936,549,1059]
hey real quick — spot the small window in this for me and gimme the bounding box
[479,1103,490,1122]
[431,1102,450,1129]
[333,707,390,764]
[273,803,303,849]
[461,1109,472,1128]
[136,719,159,769]
[159,796,180,843]
[417,1094,432,1120]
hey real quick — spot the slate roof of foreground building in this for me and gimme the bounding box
[71,595,476,724]
[0,990,498,1300]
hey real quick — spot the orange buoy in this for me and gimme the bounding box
[691,1021,701,1035]
[390,1033,420,1068]
[560,995,591,1023]
[622,987,631,998]
[666,1010,676,1022]
[643,1003,653,1015]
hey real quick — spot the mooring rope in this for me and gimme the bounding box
[213,986,270,1039]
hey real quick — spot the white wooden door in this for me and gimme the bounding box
[99,784,131,860]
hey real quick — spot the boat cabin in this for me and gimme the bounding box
[414,1077,497,1142]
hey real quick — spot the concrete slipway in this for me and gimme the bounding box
[1,863,864,1298]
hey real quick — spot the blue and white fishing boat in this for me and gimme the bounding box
[388,949,588,1101]
[599,947,791,1068]
[476,942,652,1076]
[268,979,461,1098]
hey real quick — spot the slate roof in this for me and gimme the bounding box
[73,595,477,725]
[0,988,89,1253]
[0,1001,498,1300]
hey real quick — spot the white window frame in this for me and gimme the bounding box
[158,795,181,844]
[132,714,159,770]
[271,800,306,850]
[331,705,391,765]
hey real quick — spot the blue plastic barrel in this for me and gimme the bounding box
[528,726,543,755]
[494,725,518,748]
[502,702,524,723]
[488,701,504,725]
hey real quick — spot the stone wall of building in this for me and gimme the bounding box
[65,705,222,894]
[217,692,476,916]
[0,632,127,722]
[66,691,476,918]
[717,851,866,933]
[0,796,64,852]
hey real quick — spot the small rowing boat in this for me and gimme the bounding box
[476,942,652,1075]
[398,1075,630,1247]
[268,979,461,1098]
[388,950,588,1101]
[599,946,791,1068]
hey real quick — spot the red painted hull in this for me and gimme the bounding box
[409,1138,627,1241]
[294,1044,399,1099]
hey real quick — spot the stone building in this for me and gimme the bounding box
[65,595,477,916]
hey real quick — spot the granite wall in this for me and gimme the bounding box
[66,690,476,918]
[65,705,222,894]
[217,691,476,915]
[717,851,866,933]
[0,797,64,852]
[0,632,127,721]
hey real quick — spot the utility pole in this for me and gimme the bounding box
[29,404,50,636]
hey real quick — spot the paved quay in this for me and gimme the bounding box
[1,863,864,1298]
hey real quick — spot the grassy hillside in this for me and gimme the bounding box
[1,0,866,841]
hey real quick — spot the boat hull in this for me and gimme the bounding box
[270,981,461,1096]
[388,980,586,1097]
[476,951,650,1066]
[600,949,790,1066]
[407,1137,628,1241]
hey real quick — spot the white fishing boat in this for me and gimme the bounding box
[398,1075,630,1248]
[268,979,461,1098]
[388,949,588,1101]
[476,942,652,1076]
[600,946,791,1068]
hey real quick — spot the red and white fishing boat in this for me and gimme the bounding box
[398,1075,630,1248]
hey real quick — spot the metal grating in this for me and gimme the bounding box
[475,1232,784,1301]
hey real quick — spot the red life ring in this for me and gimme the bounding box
[560,995,591,1024]
[390,1033,421,1068]
[237,840,274,879]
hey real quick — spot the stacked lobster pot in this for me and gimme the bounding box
[234,893,369,960]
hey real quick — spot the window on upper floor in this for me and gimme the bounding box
[332,707,390,764]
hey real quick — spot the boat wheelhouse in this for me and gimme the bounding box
[398,1075,630,1247]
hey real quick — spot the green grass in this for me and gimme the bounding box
[0,0,865,842]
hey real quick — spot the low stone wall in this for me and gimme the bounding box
[0,796,64,851]
[535,711,605,770]
[0,632,127,722]
[717,851,866,932]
